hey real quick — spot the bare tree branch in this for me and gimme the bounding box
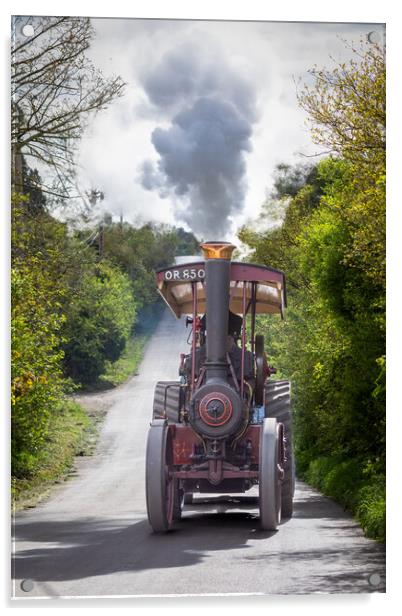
[11,16,126,200]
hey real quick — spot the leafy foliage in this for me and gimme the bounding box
[12,400,93,509]
[98,220,199,308]
[298,42,386,289]
[240,42,385,539]
[10,16,199,489]
[62,261,136,383]
[305,456,385,542]
[11,190,199,476]
[12,202,67,477]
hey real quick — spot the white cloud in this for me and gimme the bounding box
[76,18,383,237]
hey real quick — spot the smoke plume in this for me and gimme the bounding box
[140,42,257,238]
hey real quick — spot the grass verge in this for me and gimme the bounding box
[303,456,385,542]
[12,400,101,512]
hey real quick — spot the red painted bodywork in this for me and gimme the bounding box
[170,425,202,465]
[170,423,261,466]
[240,425,261,464]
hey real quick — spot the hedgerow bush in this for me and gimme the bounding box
[11,263,67,477]
[304,456,385,542]
[62,262,136,384]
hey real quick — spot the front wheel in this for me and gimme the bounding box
[145,420,176,532]
[259,417,282,530]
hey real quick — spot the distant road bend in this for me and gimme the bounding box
[12,310,385,597]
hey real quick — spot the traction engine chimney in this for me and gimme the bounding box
[200,242,236,383]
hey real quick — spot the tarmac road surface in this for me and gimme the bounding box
[12,310,385,598]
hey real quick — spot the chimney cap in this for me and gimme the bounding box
[200,242,236,260]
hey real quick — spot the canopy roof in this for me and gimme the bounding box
[156,261,286,318]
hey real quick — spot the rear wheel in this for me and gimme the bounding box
[254,335,266,406]
[145,419,176,532]
[264,380,294,518]
[259,417,281,530]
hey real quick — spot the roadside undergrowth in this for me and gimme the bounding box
[302,456,385,543]
[12,400,100,512]
[12,309,162,510]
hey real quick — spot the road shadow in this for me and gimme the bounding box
[12,507,274,586]
[12,488,385,593]
[292,494,348,520]
[185,494,293,524]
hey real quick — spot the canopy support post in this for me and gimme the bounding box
[251,282,256,354]
[241,283,247,398]
[191,282,197,393]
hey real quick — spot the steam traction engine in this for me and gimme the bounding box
[145,242,294,532]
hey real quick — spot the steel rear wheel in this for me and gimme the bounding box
[264,380,294,518]
[259,417,281,530]
[254,334,266,406]
[145,419,176,532]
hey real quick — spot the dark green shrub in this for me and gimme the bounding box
[62,262,136,384]
[305,455,385,542]
[11,264,66,477]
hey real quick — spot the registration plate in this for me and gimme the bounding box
[163,267,205,282]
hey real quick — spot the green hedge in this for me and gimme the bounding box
[304,456,385,542]
[12,400,93,509]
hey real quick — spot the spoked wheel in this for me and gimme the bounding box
[145,419,177,532]
[259,417,282,530]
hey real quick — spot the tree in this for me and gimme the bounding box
[297,42,385,287]
[93,219,199,309]
[11,199,67,477]
[298,42,385,171]
[239,162,324,292]
[11,16,125,196]
[239,45,386,530]
[271,162,316,199]
[18,154,47,214]
[241,155,385,473]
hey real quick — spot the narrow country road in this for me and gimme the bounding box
[12,310,385,598]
